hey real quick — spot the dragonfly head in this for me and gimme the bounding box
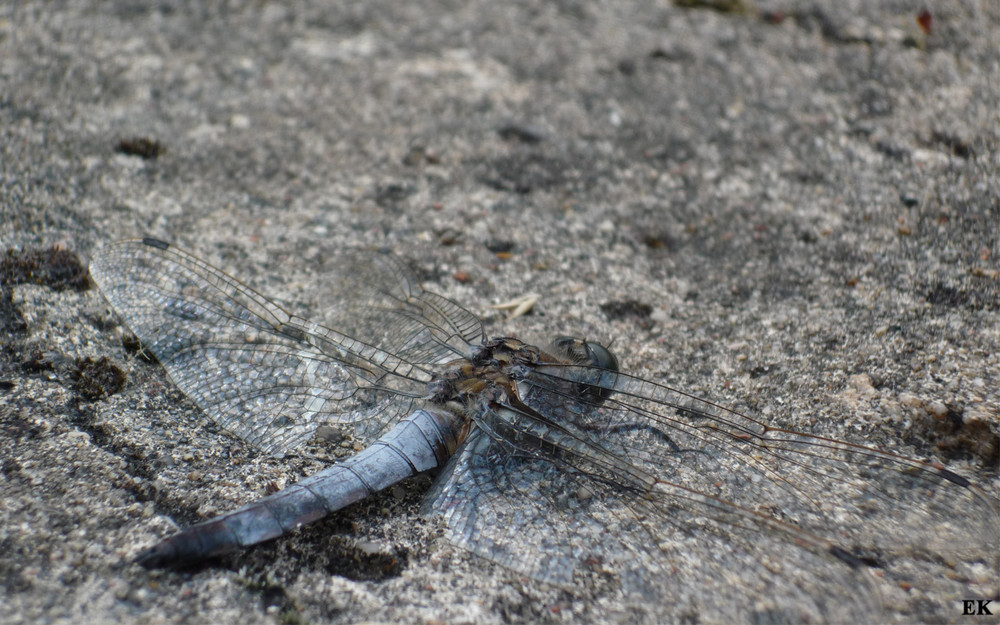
[550,336,619,372]
[549,336,619,404]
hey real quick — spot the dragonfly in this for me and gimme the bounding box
[90,237,998,623]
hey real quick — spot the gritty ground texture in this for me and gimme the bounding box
[1,1,998,624]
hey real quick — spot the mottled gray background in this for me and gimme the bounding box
[1,1,997,624]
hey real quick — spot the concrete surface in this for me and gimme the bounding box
[1,1,997,624]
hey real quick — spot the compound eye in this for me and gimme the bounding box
[549,336,619,404]
[550,336,620,372]
[579,339,619,404]
[584,341,619,373]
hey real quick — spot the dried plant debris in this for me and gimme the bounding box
[925,407,999,466]
[929,130,972,159]
[0,246,89,292]
[317,538,407,582]
[497,122,547,145]
[490,293,540,320]
[0,288,28,334]
[600,299,654,328]
[20,350,54,373]
[479,153,570,194]
[485,239,516,254]
[120,331,158,363]
[117,136,165,159]
[674,0,753,14]
[922,281,999,311]
[71,356,126,400]
[372,182,416,206]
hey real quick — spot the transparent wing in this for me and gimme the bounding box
[424,362,999,622]
[89,239,479,456]
[427,426,880,623]
[523,364,998,557]
[314,251,484,365]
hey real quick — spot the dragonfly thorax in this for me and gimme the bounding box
[427,337,538,410]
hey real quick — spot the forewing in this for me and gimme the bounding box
[520,364,998,561]
[90,239,439,455]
